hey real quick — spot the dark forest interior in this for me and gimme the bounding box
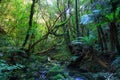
[0,0,120,80]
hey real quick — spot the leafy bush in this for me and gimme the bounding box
[0,60,24,80]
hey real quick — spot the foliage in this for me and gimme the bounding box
[0,60,24,80]
[80,34,97,46]
[47,64,70,80]
[0,0,120,80]
[49,64,63,72]
[50,74,65,80]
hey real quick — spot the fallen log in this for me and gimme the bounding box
[37,46,56,55]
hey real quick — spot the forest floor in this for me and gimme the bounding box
[32,49,120,80]
[0,47,120,80]
[31,54,120,80]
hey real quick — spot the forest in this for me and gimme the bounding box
[0,0,120,80]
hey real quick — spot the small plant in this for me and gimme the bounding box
[47,64,68,79]
[80,34,97,46]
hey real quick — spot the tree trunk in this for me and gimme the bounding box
[97,26,107,51]
[63,0,70,47]
[22,0,35,48]
[97,27,104,51]
[109,22,120,54]
[75,0,80,37]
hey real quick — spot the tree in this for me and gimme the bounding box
[75,0,80,37]
[22,0,36,48]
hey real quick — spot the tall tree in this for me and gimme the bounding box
[75,0,80,37]
[22,0,36,48]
